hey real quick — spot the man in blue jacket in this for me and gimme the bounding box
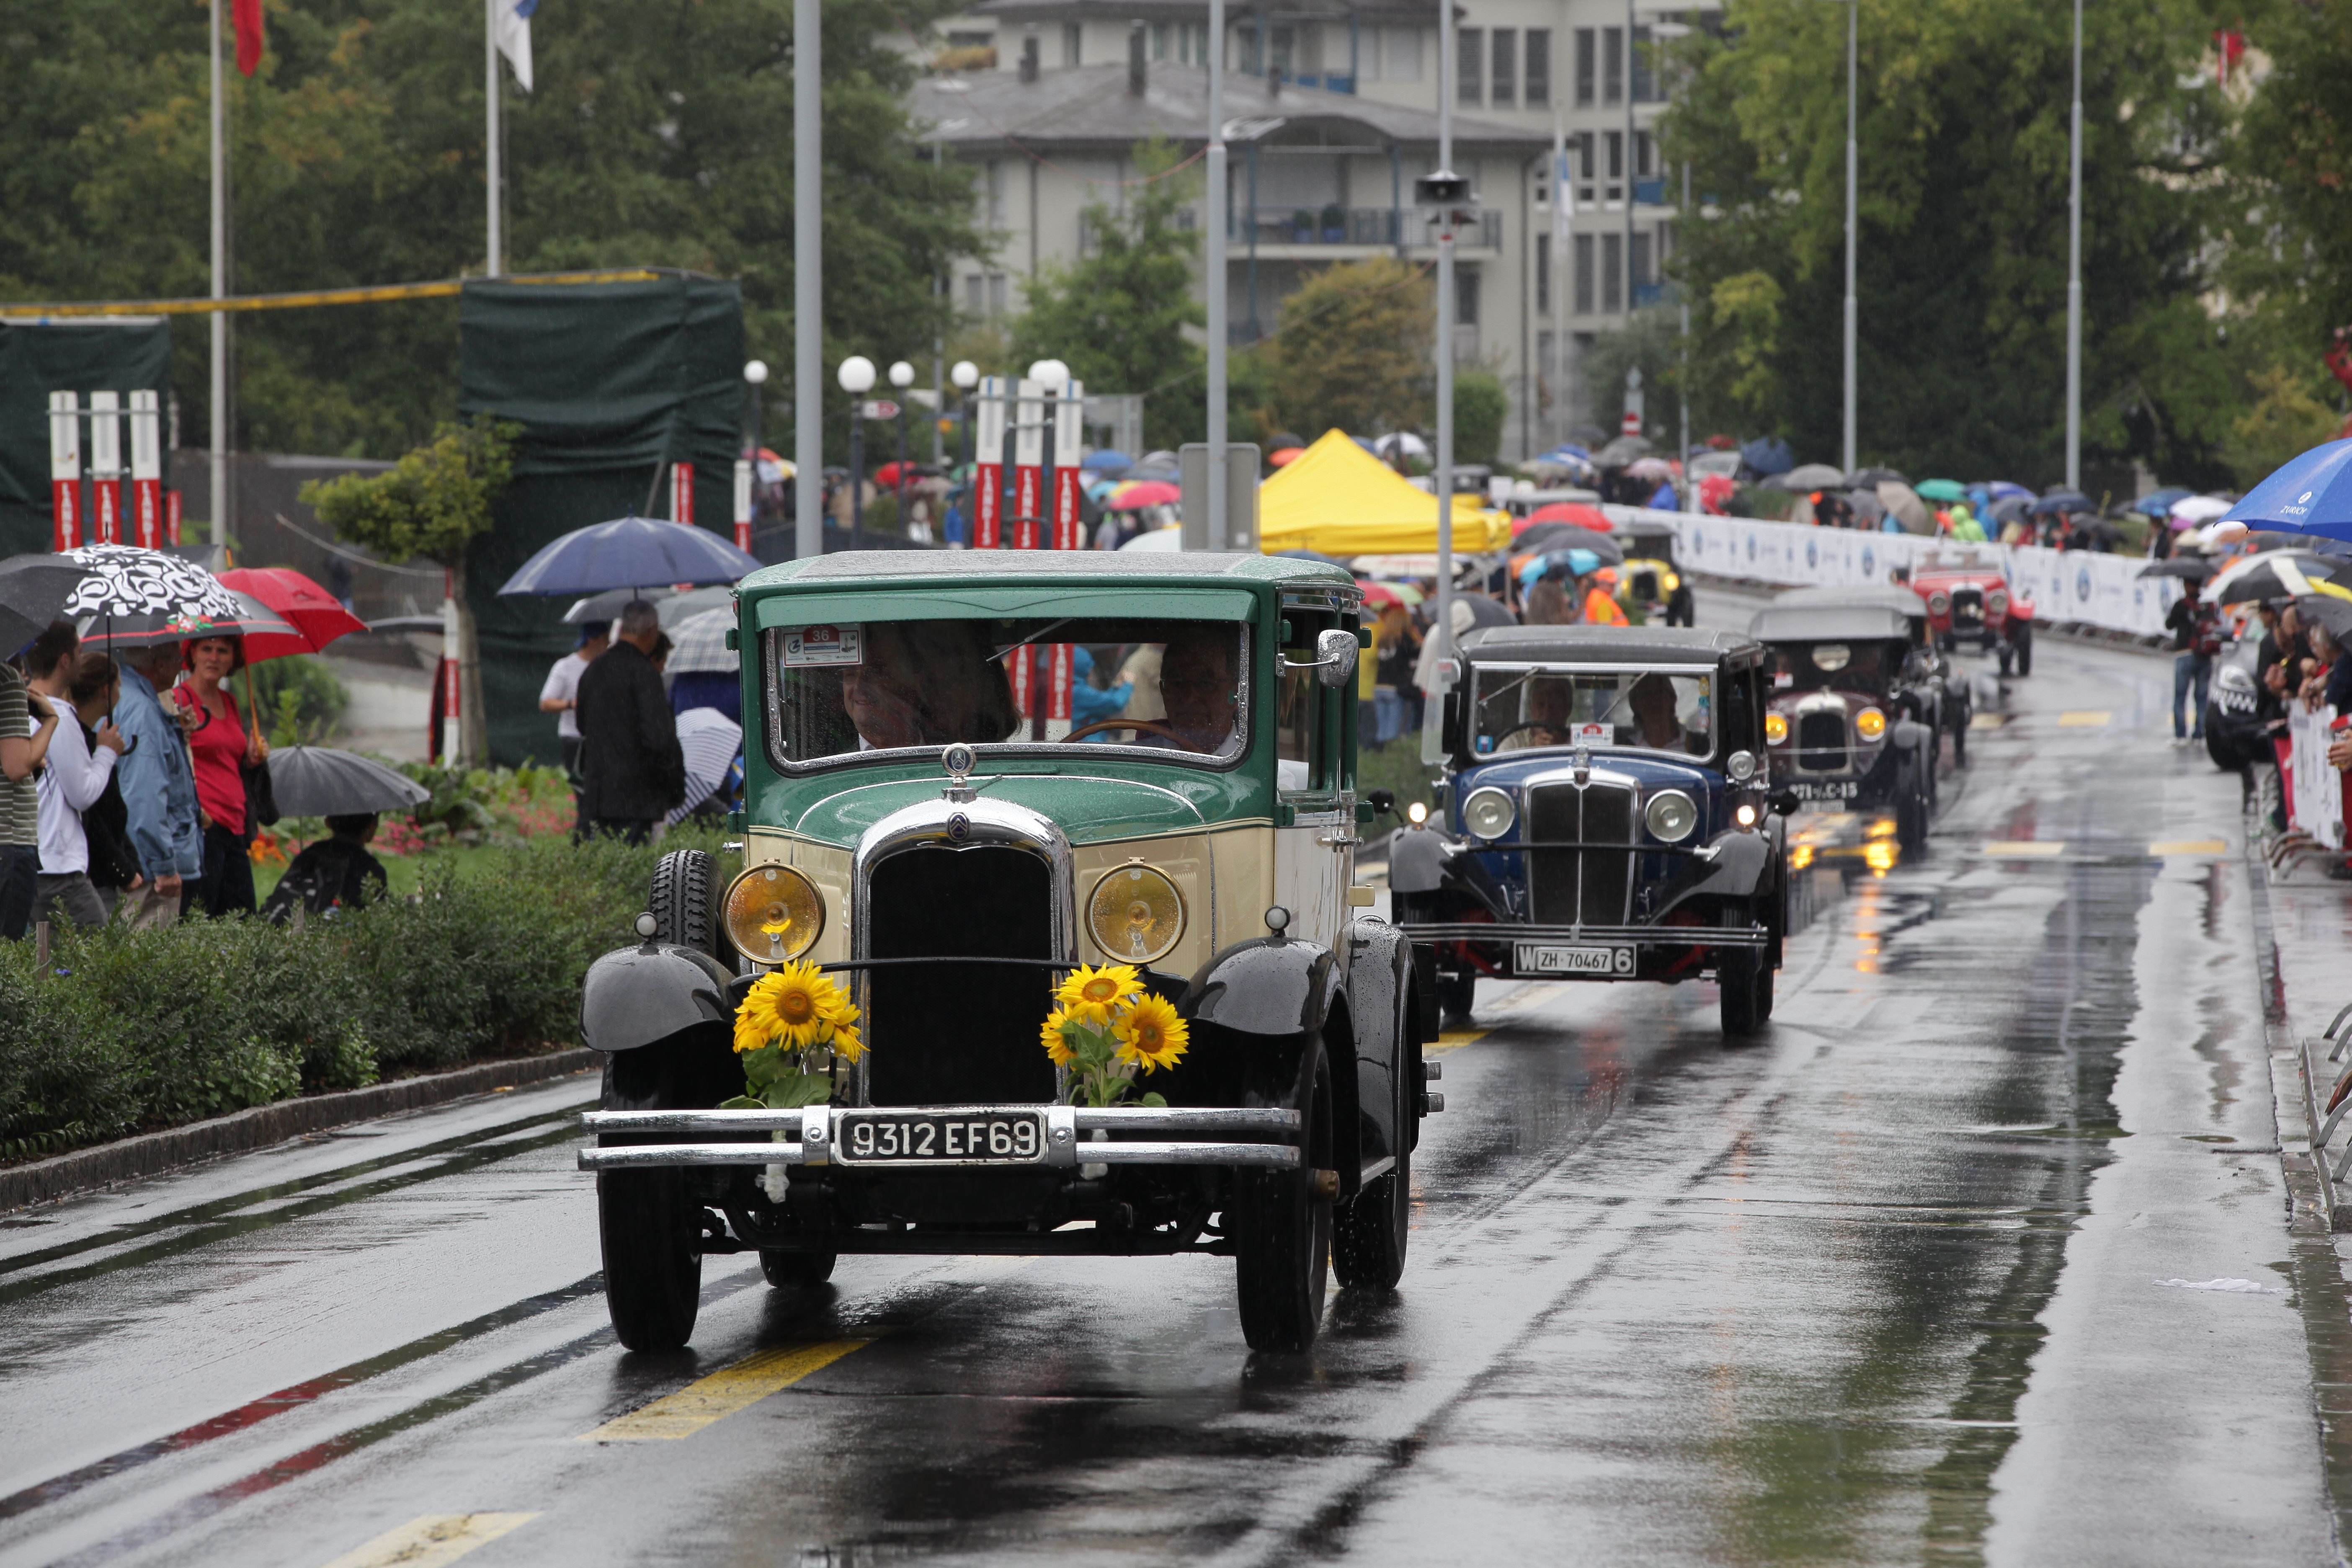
[113,644,203,929]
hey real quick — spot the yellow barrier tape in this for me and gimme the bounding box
[0,269,666,319]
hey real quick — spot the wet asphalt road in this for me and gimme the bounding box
[0,595,2335,1567]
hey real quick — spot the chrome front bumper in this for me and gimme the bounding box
[1398,921,1772,948]
[576,1104,1303,1172]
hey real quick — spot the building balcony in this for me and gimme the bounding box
[1227,207,1504,251]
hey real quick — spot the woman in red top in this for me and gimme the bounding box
[172,634,269,917]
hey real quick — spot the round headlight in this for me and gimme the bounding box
[1463,786,1517,839]
[1735,802,1759,829]
[1765,712,1790,745]
[1986,588,2009,616]
[724,863,824,965]
[1645,789,1698,842]
[1855,707,1888,741]
[1087,863,1186,964]
[1407,800,1430,825]
[1926,591,1951,616]
[1726,748,1756,782]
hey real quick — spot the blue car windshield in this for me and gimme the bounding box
[1470,666,1714,761]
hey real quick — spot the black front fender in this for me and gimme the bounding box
[1651,831,1775,921]
[1346,917,1420,1166]
[1179,937,1339,1038]
[580,942,735,1052]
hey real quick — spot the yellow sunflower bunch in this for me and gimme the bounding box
[1040,964,1189,1107]
[725,959,864,1112]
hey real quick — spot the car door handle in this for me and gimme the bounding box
[1317,833,1362,847]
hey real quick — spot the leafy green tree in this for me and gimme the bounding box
[303,417,518,760]
[1011,139,1204,451]
[1661,0,2229,483]
[1268,256,1434,442]
[1453,371,1508,466]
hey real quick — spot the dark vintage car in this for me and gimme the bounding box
[1748,600,1940,852]
[2204,632,2269,770]
[573,552,1435,1355]
[1613,517,1696,627]
[1911,549,2034,675]
[1389,626,1789,1036]
[1762,583,1972,767]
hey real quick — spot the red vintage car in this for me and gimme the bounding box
[1910,551,2034,676]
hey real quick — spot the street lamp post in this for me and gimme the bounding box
[793,0,822,562]
[889,360,916,538]
[1206,0,1228,550]
[950,358,979,547]
[2065,0,2082,493]
[1841,0,1857,476]
[839,355,876,551]
[743,358,769,550]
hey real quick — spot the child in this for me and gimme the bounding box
[263,812,389,922]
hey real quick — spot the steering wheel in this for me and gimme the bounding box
[1062,717,1189,745]
[1485,720,1575,749]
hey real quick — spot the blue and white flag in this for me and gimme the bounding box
[496,0,536,91]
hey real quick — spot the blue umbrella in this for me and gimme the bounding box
[2027,488,2093,516]
[1986,480,2036,500]
[2127,486,2194,517]
[1081,449,1133,472]
[495,515,762,597]
[2223,438,2352,542]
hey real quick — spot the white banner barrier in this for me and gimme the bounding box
[1601,505,2186,640]
[2288,705,2346,851]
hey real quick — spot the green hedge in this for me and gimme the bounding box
[0,832,732,1162]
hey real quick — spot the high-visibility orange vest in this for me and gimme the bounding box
[1583,588,1629,627]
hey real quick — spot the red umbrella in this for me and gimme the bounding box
[1108,480,1181,510]
[1358,580,1402,608]
[872,460,923,490]
[217,567,368,655]
[1268,446,1306,468]
[1519,502,1611,532]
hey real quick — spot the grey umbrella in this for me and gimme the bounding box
[266,746,431,818]
[2138,557,2214,581]
[0,556,88,658]
[665,607,738,675]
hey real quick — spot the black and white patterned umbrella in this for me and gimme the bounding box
[60,545,247,622]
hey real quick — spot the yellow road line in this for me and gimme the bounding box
[2056,711,2112,727]
[1431,1029,1488,1051]
[2149,839,2228,856]
[1968,712,2008,730]
[1981,841,2068,857]
[317,1513,538,1568]
[581,1339,877,1442]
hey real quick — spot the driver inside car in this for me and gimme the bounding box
[1148,625,1241,754]
[1494,677,1574,752]
[841,621,1019,749]
[1625,671,1704,754]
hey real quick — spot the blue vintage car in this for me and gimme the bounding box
[1390,626,1789,1036]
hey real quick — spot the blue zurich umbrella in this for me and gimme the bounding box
[1080,449,1133,472]
[2223,438,2352,542]
[495,515,762,597]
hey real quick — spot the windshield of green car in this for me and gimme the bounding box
[1468,665,1714,761]
[763,614,1251,768]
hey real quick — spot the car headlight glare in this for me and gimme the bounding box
[1735,802,1759,829]
[1463,786,1517,839]
[724,863,825,965]
[1926,591,1951,616]
[1087,863,1186,964]
[1645,789,1698,842]
[1855,707,1888,742]
[1765,712,1790,745]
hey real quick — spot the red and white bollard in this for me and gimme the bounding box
[89,391,122,546]
[972,377,1006,549]
[669,462,696,526]
[48,392,81,552]
[130,391,164,549]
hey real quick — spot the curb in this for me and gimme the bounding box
[0,1048,601,1214]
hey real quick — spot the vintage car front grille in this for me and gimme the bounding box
[1795,711,1849,773]
[1628,568,1661,602]
[1525,781,1635,926]
[1951,586,1984,624]
[864,845,1059,1106]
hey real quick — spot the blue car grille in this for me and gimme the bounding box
[1526,781,1635,926]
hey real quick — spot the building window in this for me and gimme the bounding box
[1491,29,1515,108]
[1631,231,1652,301]
[1602,233,1622,313]
[1152,21,1168,59]
[966,274,985,316]
[1632,24,1656,101]
[1458,27,1483,106]
[1603,26,1623,105]
[1577,131,1596,204]
[1574,28,1594,106]
[1606,131,1623,200]
[1457,268,1480,325]
[1536,233,1550,315]
[1063,22,1081,65]
[1636,130,1654,179]
[988,273,1008,316]
[1297,23,1323,80]
[1526,28,1550,108]
[1573,234,1594,315]
[985,160,1004,228]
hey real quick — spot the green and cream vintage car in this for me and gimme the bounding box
[575,552,1437,1353]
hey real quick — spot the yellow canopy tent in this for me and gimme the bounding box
[1256,429,1515,556]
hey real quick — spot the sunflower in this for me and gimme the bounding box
[1056,963,1144,1024]
[734,959,850,1054]
[826,1019,866,1064]
[1114,993,1188,1072]
[1039,1006,1079,1065]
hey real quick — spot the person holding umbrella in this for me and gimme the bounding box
[109,642,202,930]
[574,600,685,845]
[2164,579,2220,745]
[171,630,270,917]
[1,625,66,939]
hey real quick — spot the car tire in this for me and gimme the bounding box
[1235,1046,1334,1352]
[1435,968,1475,1028]
[1719,907,1765,1038]
[759,1248,837,1289]
[1334,1011,1412,1292]
[650,849,718,954]
[598,1167,703,1352]
[2013,625,2033,678]
[1951,706,1969,768]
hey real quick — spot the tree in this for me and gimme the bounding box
[1660,0,2229,484]
[302,417,518,761]
[1454,371,1508,466]
[1011,139,1204,451]
[1267,257,1434,443]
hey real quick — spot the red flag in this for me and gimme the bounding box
[234,0,265,75]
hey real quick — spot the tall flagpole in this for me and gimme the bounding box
[1206,0,1228,550]
[486,0,502,276]
[209,0,226,548]
[793,0,823,559]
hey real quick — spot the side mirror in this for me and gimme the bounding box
[1771,791,1799,817]
[1281,627,1361,689]
[1367,788,1397,815]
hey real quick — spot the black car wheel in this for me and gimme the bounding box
[1719,904,1766,1038]
[1335,1002,1413,1291]
[1435,968,1475,1028]
[1996,645,2014,677]
[598,1166,702,1352]
[759,1248,837,1289]
[1235,1046,1334,1352]
[1951,707,1969,768]
[2013,624,2033,677]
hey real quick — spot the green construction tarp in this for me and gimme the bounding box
[0,320,172,557]
[458,277,744,767]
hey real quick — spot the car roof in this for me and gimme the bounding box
[1612,518,1678,541]
[1747,602,1917,642]
[1768,584,1926,619]
[742,549,1355,593]
[1460,624,1761,665]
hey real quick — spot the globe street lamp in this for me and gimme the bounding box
[888,359,916,538]
[838,355,876,550]
[951,360,980,544]
[743,357,769,456]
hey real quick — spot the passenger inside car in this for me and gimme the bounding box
[1152,625,1243,754]
[841,621,1019,748]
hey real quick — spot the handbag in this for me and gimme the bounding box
[242,755,280,832]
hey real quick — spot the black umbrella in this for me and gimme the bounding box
[2210,549,2352,606]
[1594,435,1653,467]
[1461,593,1518,629]
[2138,557,2213,581]
[1988,495,2033,526]
[2295,593,2352,642]
[2029,488,2093,516]
[0,556,88,658]
[1846,466,1909,488]
[266,746,432,818]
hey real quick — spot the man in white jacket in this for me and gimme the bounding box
[27,627,123,929]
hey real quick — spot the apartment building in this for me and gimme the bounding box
[917,0,1710,458]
